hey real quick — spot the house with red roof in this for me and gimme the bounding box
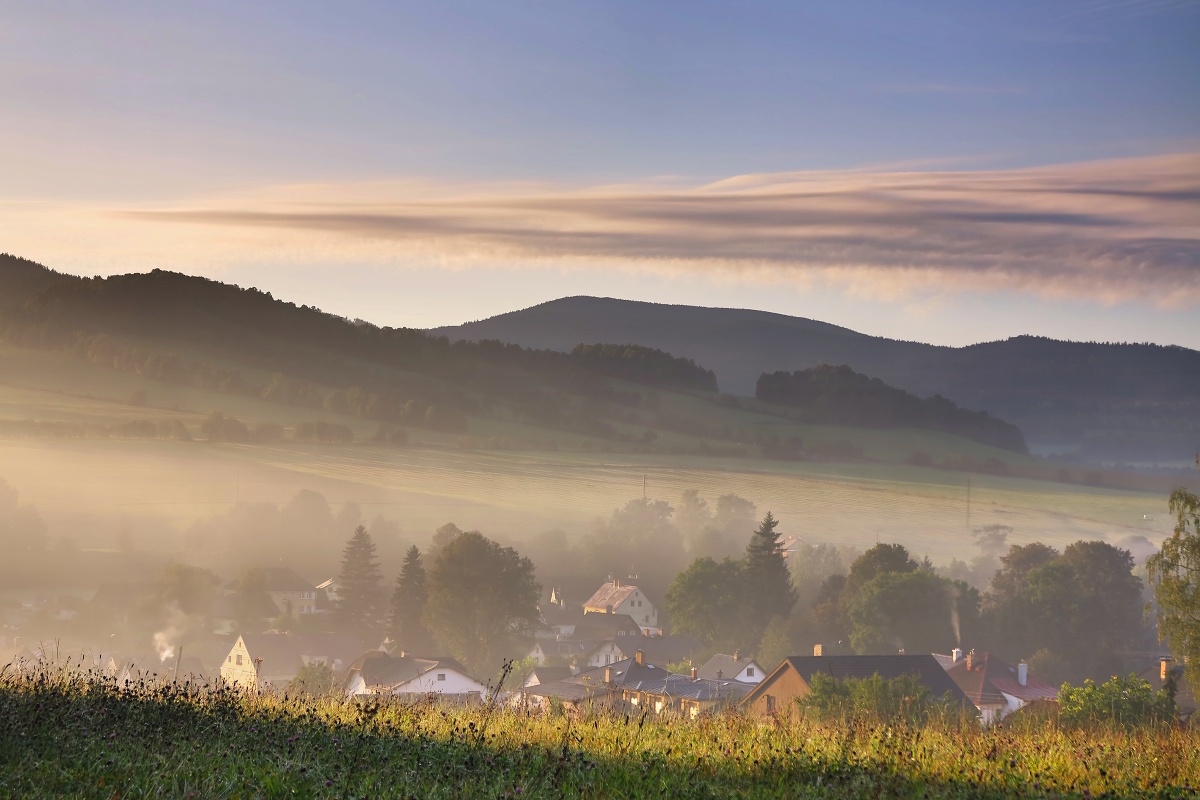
[944,650,1058,725]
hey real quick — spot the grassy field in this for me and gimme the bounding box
[0,437,1173,565]
[0,339,1181,563]
[2,666,1198,799]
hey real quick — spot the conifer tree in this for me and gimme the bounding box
[388,545,435,654]
[337,525,384,637]
[744,512,797,636]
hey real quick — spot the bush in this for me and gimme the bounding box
[1058,674,1175,728]
[798,672,952,725]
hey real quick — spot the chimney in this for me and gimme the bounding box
[690,666,697,680]
[717,669,723,680]
[965,649,975,672]
[1017,661,1028,687]
[813,644,823,657]
[733,648,740,660]
[604,666,612,684]
[952,647,963,664]
[634,649,644,666]
[1161,657,1171,681]
[613,578,620,588]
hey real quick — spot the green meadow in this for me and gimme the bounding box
[2,667,1197,799]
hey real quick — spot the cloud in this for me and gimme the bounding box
[107,152,1200,306]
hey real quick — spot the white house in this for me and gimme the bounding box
[583,580,659,635]
[341,650,486,699]
[696,650,765,684]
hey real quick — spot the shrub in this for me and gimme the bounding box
[1058,674,1175,728]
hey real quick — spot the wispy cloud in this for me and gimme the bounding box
[107,153,1200,306]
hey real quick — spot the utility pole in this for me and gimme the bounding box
[966,478,972,531]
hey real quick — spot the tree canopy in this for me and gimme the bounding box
[1148,488,1200,688]
[388,545,434,655]
[424,531,541,677]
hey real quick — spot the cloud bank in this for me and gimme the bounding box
[100,152,1200,305]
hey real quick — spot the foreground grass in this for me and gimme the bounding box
[2,669,1198,799]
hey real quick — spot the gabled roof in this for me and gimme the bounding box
[636,636,703,665]
[540,603,587,627]
[569,656,669,688]
[697,653,761,681]
[744,654,971,708]
[341,649,477,692]
[945,653,1057,707]
[237,632,363,673]
[1139,661,1196,714]
[523,665,574,688]
[573,611,643,638]
[583,582,641,612]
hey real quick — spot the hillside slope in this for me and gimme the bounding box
[434,297,1200,461]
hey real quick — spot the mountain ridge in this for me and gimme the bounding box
[433,296,1200,462]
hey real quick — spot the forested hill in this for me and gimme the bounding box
[434,296,1200,462]
[0,260,715,422]
[758,365,1027,453]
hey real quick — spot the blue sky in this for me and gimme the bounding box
[2,1,1198,346]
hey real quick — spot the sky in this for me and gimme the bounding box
[2,0,1198,347]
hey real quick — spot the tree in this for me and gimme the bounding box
[986,543,1059,606]
[846,570,963,655]
[337,525,385,637]
[156,562,218,617]
[846,543,918,594]
[288,661,335,697]
[1148,488,1200,688]
[585,498,685,599]
[388,545,434,654]
[789,542,847,609]
[744,512,797,633]
[424,531,541,677]
[665,557,747,650]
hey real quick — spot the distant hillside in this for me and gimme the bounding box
[0,256,1045,468]
[434,297,1200,462]
[758,365,1026,453]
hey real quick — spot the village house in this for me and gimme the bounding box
[1141,657,1196,724]
[697,650,764,684]
[219,632,362,689]
[943,649,1057,725]
[583,580,659,635]
[572,650,750,717]
[341,650,486,699]
[257,567,323,616]
[537,588,587,639]
[741,651,970,717]
[527,638,627,669]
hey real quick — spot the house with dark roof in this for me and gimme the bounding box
[527,638,628,670]
[564,650,750,717]
[741,653,971,717]
[341,650,486,699]
[697,650,764,683]
[583,580,659,635]
[943,651,1057,724]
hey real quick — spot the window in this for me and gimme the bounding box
[747,667,755,677]
[236,654,243,666]
[437,673,446,682]
[765,695,776,713]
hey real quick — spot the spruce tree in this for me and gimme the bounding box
[744,512,797,638]
[337,525,384,637]
[388,545,435,654]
